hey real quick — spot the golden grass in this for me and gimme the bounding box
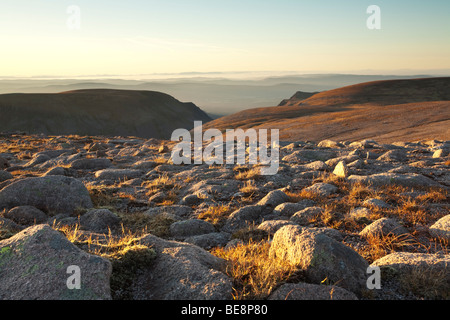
[198,204,233,227]
[143,173,180,193]
[119,212,177,238]
[54,221,157,300]
[87,185,119,208]
[399,266,449,299]
[155,190,179,206]
[211,240,299,300]
[235,166,262,181]
[239,180,258,195]
[54,222,149,258]
[356,231,419,264]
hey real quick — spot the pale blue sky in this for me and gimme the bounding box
[1,0,449,78]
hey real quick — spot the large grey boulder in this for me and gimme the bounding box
[0,224,112,300]
[131,234,233,300]
[348,173,441,188]
[0,176,93,215]
[269,225,369,295]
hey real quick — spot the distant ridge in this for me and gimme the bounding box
[0,89,212,139]
[203,77,450,143]
[278,91,319,106]
[291,77,450,107]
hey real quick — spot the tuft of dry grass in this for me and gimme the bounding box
[198,204,233,227]
[87,185,119,208]
[356,231,419,264]
[143,173,180,194]
[235,166,262,181]
[119,212,176,238]
[54,222,150,258]
[211,240,300,300]
[54,221,157,300]
[399,266,449,300]
[239,180,259,195]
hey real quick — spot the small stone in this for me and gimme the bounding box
[80,209,121,233]
[4,206,48,226]
[290,207,323,226]
[0,170,13,183]
[256,190,290,211]
[0,157,10,169]
[317,140,344,149]
[359,218,409,239]
[432,149,449,158]
[363,198,391,209]
[180,194,203,206]
[70,158,112,170]
[272,200,316,217]
[94,169,143,181]
[348,207,372,223]
[333,161,349,178]
[303,183,338,197]
[169,219,216,239]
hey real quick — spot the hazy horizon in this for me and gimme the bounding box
[1,69,450,82]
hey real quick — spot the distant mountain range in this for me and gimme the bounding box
[0,89,211,139]
[0,74,440,116]
[203,77,450,143]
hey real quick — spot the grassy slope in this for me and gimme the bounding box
[203,77,450,143]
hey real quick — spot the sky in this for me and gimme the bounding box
[0,0,449,78]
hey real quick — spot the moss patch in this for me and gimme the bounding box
[109,246,157,300]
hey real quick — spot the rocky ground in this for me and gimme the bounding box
[0,133,449,300]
